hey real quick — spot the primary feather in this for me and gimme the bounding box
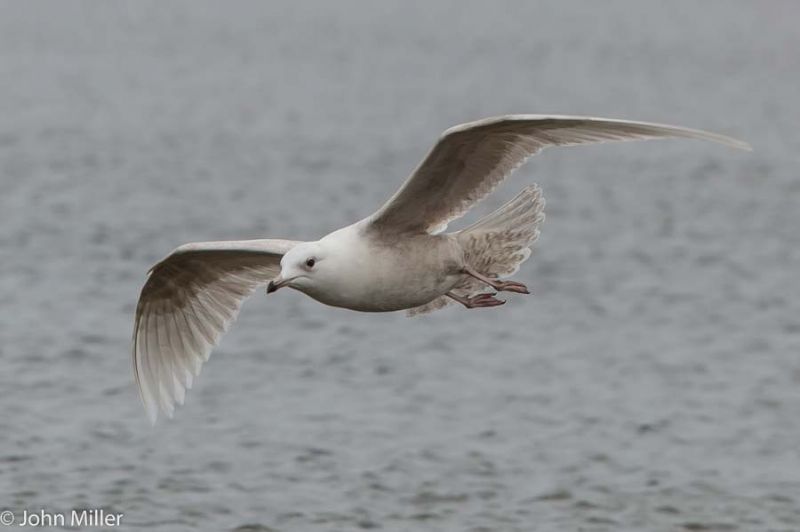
[132,239,298,423]
[368,115,750,235]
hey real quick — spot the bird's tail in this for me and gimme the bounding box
[456,185,545,277]
[407,186,545,316]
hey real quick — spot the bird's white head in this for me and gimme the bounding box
[267,241,327,295]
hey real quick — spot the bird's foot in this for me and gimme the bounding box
[468,293,506,308]
[493,279,530,294]
[463,266,530,294]
[446,292,506,309]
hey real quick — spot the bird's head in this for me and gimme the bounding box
[267,241,326,294]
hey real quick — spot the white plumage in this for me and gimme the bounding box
[132,115,749,423]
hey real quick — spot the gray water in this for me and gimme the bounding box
[1,2,799,531]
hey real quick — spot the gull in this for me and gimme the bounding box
[132,115,749,423]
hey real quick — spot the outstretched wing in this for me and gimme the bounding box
[132,238,299,424]
[367,115,750,235]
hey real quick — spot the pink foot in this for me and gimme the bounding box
[464,293,506,309]
[494,280,530,294]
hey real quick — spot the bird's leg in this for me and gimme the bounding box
[462,265,530,294]
[446,291,506,309]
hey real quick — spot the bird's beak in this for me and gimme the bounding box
[266,275,290,294]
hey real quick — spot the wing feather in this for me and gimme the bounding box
[367,115,749,234]
[132,238,299,424]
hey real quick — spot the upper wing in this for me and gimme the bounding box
[132,238,299,424]
[367,115,750,234]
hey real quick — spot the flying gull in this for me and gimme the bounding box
[132,115,749,423]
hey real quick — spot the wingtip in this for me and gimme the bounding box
[145,405,158,426]
[715,134,752,152]
[144,402,175,427]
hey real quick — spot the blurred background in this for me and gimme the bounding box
[1,1,798,531]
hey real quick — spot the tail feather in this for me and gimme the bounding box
[458,185,545,277]
[462,186,543,236]
[407,185,545,316]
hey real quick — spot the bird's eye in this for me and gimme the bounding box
[305,258,315,268]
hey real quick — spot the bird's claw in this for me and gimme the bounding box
[465,293,506,308]
[494,280,530,294]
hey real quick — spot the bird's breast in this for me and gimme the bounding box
[300,233,463,312]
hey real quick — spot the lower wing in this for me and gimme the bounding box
[132,238,299,424]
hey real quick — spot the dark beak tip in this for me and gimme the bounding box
[266,281,276,294]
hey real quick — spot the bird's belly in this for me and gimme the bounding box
[301,269,460,312]
[296,231,465,312]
